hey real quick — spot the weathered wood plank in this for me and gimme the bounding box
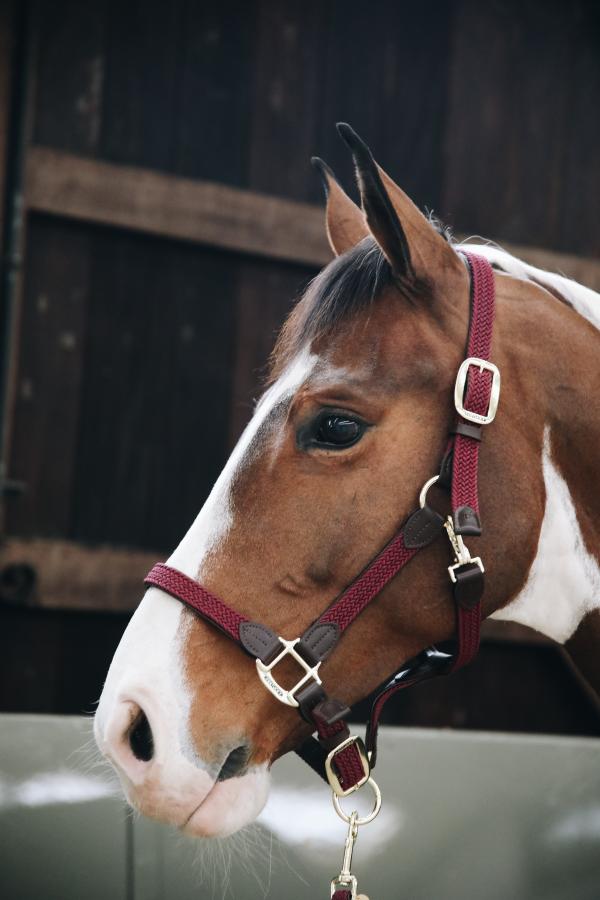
[68,229,237,551]
[248,0,324,201]
[0,538,157,611]
[557,6,600,257]
[33,0,107,155]
[314,0,454,209]
[7,219,91,537]
[229,258,316,445]
[100,0,180,171]
[443,1,587,253]
[25,146,331,267]
[0,0,16,247]
[9,4,108,538]
[173,0,255,185]
[25,146,600,289]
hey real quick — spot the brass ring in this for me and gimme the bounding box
[332,776,382,826]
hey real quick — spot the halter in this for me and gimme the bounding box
[144,251,499,898]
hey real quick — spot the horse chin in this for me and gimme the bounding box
[180,768,271,838]
[117,764,271,838]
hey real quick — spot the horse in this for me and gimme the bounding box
[94,123,600,844]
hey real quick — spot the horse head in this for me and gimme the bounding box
[95,125,600,836]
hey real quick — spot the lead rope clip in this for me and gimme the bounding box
[329,778,381,899]
[330,810,359,899]
[443,515,484,583]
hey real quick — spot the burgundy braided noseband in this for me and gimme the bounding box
[144,251,500,807]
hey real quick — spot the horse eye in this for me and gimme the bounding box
[314,414,363,448]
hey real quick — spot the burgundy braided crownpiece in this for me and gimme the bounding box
[451,252,496,516]
[144,563,249,641]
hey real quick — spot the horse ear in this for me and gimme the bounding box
[337,123,461,283]
[311,156,369,256]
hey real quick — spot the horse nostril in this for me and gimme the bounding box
[128,711,154,762]
[217,745,250,782]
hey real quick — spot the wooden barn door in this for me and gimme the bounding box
[0,0,320,616]
[1,0,598,734]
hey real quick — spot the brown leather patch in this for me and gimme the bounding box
[312,697,351,730]
[238,621,282,663]
[451,422,483,442]
[453,505,482,536]
[452,563,485,609]
[403,506,445,549]
[298,622,340,664]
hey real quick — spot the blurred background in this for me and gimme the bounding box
[0,0,599,735]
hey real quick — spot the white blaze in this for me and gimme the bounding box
[95,351,316,834]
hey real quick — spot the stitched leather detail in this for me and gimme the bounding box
[403,506,445,549]
[311,697,351,730]
[238,621,282,662]
[452,563,485,610]
[453,505,482,536]
[298,622,340,664]
[295,681,327,721]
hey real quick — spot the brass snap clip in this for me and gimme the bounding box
[443,516,484,583]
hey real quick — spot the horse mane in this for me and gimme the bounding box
[458,241,600,331]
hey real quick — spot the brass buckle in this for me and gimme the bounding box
[325,735,371,797]
[444,516,484,582]
[255,637,322,708]
[454,357,501,425]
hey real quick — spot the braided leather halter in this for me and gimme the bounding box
[144,252,500,871]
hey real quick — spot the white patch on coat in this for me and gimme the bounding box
[95,351,316,834]
[492,430,600,643]
[458,242,600,331]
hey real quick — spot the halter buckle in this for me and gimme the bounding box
[325,735,371,797]
[255,637,322,707]
[444,516,484,582]
[454,357,501,425]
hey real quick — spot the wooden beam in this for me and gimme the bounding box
[24,146,331,268]
[24,146,600,289]
[0,538,159,612]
